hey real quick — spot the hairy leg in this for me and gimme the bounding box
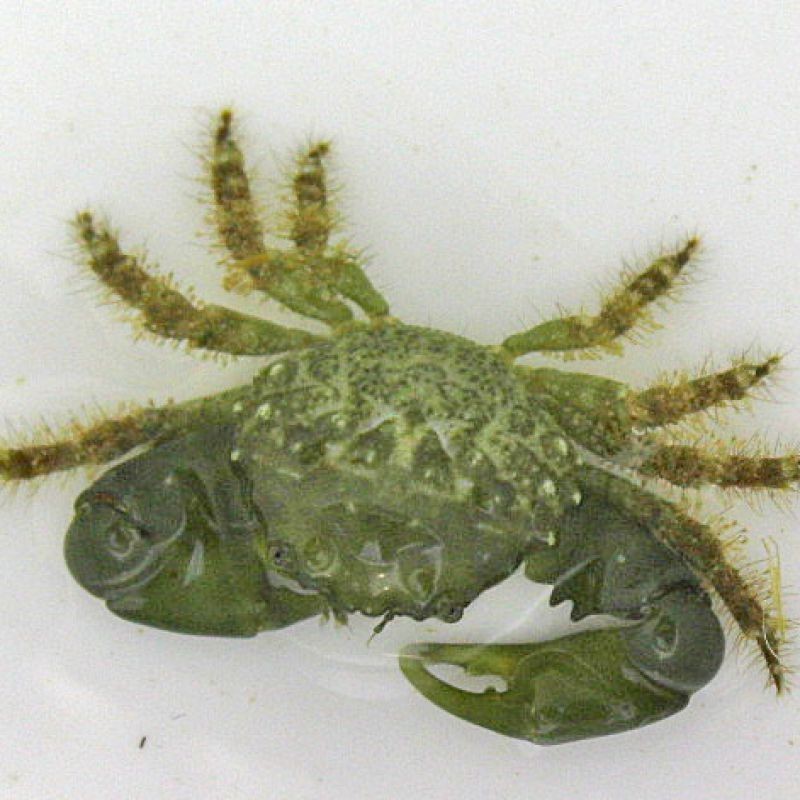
[500,237,698,358]
[208,109,267,263]
[209,110,389,325]
[518,356,795,491]
[636,441,800,490]
[0,385,252,481]
[624,355,799,489]
[627,354,781,426]
[75,212,321,355]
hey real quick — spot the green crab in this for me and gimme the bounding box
[2,110,791,745]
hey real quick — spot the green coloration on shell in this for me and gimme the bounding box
[239,325,582,622]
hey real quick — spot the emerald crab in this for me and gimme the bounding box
[2,110,792,744]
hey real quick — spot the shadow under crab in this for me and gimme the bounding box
[1,109,791,744]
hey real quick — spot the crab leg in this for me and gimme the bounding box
[637,442,800,489]
[517,354,781,463]
[628,355,781,427]
[210,110,389,324]
[209,111,349,324]
[0,385,253,481]
[75,212,321,355]
[500,237,698,358]
[287,140,335,253]
[207,109,268,263]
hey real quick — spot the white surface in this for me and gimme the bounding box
[1,3,800,798]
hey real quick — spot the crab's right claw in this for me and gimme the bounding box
[400,624,701,745]
[64,425,326,637]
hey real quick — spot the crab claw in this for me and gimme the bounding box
[65,424,325,636]
[400,626,691,745]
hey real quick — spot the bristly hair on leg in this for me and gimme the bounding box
[628,349,785,431]
[500,234,701,360]
[636,431,800,509]
[726,535,795,693]
[708,522,794,694]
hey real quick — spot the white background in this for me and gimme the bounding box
[1,3,800,798]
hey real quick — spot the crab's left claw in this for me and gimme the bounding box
[400,596,721,745]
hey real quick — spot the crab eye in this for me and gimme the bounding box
[267,540,295,569]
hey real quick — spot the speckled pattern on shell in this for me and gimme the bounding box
[234,324,584,621]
